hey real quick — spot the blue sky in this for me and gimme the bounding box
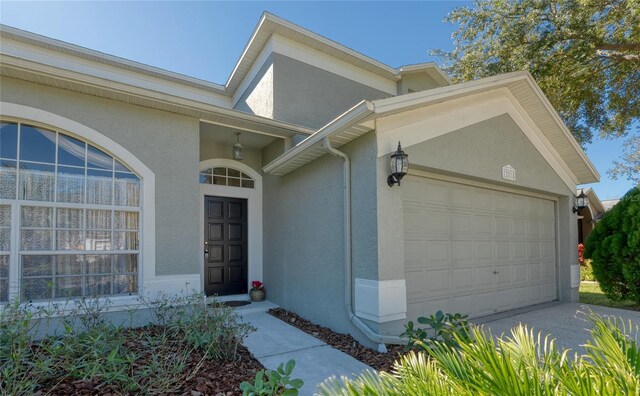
[1,1,634,199]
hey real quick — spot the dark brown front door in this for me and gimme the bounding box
[204,196,248,296]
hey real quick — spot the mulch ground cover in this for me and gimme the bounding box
[268,308,406,372]
[33,327,264,396]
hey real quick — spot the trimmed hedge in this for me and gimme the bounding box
[584,187,640,303]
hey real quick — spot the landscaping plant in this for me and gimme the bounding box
[319,310,640,395]
[0,291,255,394]
[240,359,304,396]
[401,310,471,350]
[584,187,640,303]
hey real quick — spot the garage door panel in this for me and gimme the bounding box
[528,242,541,258]
[452,213,473,234]
[512,241,527,259]
[404,241,426,267]
[496,241,510,259]
[452,240,473,262]
[494,289,512,310]
[474,215,493,235]
[425,211,450,234]
[451,187,473,208]
[426,269,450,294]
[513,264,528,282]
[403,175,557,322]
[512,218,526,236]
[405,270,426,299]
[426,240,450,263]
[527,219,541,237]
[541,221,555,238]
[528,262,542,281]
[425,298,452,316]
[495,265,513,285]
[452,268,473,289]
[475,241,493,260]
[495,193,511,213]
[511,196,527,216]
[475,190,493,211]
[542,200,555,220]
[495,217,511,236]
[526,197,542,217]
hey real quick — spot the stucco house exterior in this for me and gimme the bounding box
[0,13,599,349]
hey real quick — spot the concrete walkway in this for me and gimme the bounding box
[237,302,372,396]
[476,302,640,353]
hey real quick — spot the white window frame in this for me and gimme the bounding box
[0,103,156,307]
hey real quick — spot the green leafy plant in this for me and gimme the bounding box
[581,259,596,282]
[319,310,640,395]
[401,310,471,350]
[0,291,255,394]
[585,187,640,303]
[240,359,303,396]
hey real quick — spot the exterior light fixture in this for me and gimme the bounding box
[573,189,588,213]
[232,132,244,161]
[387,141,409,187]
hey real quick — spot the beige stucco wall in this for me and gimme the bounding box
[0,76,201,277]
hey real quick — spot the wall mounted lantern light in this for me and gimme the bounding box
[232,132,244,161]
[387,141,409,187]
[573,189,588,213]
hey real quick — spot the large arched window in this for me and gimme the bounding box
[0,121,141,302]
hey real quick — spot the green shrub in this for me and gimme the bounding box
[401,311,470,350]
[584,187,640,303]
[0,291,255,394]
[240,359,303,396]
[581,259,596,281]
[319,310,640,395]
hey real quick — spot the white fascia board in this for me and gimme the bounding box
[1,39,232,108]
[270,34,398,95]
[262,101,374,174]
[371,72,598,184]
[397,62,453,86]
[262,12,398,78]
[522,76,600,182]
[0,24,227,93]
[1,49,312,138]
[231,39,274,107]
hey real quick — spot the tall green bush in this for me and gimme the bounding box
[584,187,640,303]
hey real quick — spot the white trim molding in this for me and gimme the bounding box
[0,102,157,294]
[198,159,263,295]
[354,278,407,323]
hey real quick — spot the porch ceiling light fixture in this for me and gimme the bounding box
[232,132,244,161]
[573,189,588,213]
[387,141,409,187]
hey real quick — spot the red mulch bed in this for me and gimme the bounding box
[268,308,406,372]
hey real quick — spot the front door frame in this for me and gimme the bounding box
[199,159,262,295]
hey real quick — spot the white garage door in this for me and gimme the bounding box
[403,175,557,321]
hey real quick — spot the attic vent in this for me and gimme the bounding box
[502,165,516,181]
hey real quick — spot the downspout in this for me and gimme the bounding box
[322,137,404,353]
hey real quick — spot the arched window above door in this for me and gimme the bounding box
[199,167,254,189]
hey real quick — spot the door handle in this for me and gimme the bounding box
[493,271,499,274]
[204,241,209,255]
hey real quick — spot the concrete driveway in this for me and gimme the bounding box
[474,302,640,353]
